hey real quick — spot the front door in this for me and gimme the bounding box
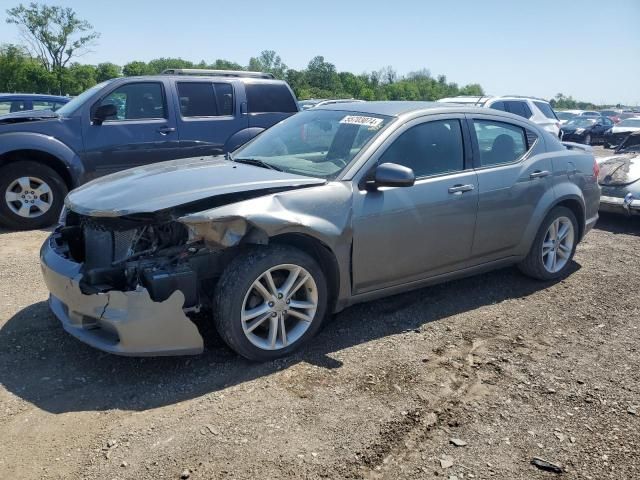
[81,80,180,179]
[352,116,478,294]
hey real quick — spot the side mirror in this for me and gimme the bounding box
[92,104,117,125]
[368,162,415,190]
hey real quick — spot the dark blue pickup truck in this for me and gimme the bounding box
[0,70,298,229]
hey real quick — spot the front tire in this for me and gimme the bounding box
[0,160,67,230]
[518,206,578,281]
[213,245,328,361]
[584,134,592,146]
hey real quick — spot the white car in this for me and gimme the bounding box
[438,95,561,137]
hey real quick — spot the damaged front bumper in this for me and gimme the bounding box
[40,235,204,356]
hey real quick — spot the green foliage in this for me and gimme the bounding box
[549,93,598,110]
[0,43,53,93]
[6,3,99,72]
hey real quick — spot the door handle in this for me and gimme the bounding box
[529,170,550,179]
[448,184,475,194]
[157,126,176,135]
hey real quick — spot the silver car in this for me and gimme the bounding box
[40,102,600,361]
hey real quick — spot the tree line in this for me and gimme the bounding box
[0,44,485,102]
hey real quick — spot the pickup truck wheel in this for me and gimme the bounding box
[518,206,578,281]
[213,245,328,361]
[0,161,67,230]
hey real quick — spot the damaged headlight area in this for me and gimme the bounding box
[52,211,229,310]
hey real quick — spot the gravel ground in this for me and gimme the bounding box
[1,147,638,479]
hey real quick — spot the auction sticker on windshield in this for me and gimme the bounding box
[340,115,384,128]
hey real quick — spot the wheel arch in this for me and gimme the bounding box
[553,196,585,240]
[269,232,341,313]
[0,149,74,190]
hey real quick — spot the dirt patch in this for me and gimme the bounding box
[1,214,639,479]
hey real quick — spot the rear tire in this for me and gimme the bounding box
[0,160,67,230]
[518,206,578,281]
[584,134,592,146]
[213,245,328,361]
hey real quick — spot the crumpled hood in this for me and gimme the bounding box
[0,109,58,125]
[597,153,640,186]
[66,156,326,217]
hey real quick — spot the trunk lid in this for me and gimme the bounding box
[598,154,640,186]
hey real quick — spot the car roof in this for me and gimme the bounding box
[0,93,69,101]
[316,101,449,116]
[316,100,537,119]
[120,75,288,85]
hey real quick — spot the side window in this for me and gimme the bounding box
[0,100,27,114]
[489,101,506,112]
[473,120,527,167]
[177,82,218,117]
[32,101,57,111]
[246,83,297,113]
[214,83,234,116]
[505,101,532,119]
[52,102,66,112]
[378,119,465,178]
[95,82,166,121]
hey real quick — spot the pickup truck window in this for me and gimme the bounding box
[246,83,297,114]
[177,82,234,117]
[95,82,166,121]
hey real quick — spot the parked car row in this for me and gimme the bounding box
[437,95,561,137]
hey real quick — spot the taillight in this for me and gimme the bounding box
[593,158,600,178]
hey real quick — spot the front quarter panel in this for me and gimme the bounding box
[178,182,354,306]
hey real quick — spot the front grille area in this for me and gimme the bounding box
[82,220,137,269]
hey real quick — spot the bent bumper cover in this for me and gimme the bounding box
[599,194,640,215]
[40,236,204,356]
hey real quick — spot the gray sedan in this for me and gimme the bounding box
[40,102,600,361]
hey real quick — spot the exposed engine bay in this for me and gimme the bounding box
[52,211,230,311]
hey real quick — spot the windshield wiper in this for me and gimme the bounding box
[232,157,282,172]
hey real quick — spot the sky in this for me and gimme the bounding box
[1,0,639,105]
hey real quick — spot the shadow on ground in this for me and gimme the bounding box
[594,212,640,236]
[0,261,578,414]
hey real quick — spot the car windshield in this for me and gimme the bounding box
[232,109,393,179]
[567,118,596,127]
[600,110,617,116]
[618,119,640,127]
[55,81,112,117]
[556,112,576,120]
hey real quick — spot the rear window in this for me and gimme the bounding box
[503,101,532,119]
[533,101,558,120]
[246,83,297,113]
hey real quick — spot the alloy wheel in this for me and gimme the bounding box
[541,216,574,273]
[4,176,53,218]
[241,264,318,351]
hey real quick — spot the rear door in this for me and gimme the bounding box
[81,80,180,178]
[468,113,552,261]
[245,82,298,129]
[174,80,247,156]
